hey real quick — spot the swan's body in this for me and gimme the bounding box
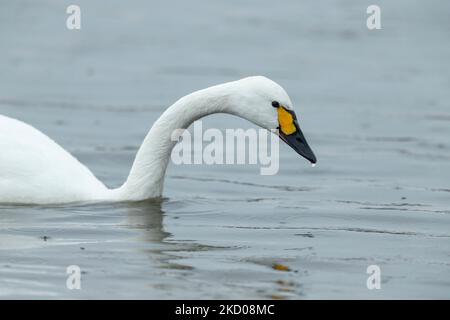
[0,76,316,204]
[0,115,110,203]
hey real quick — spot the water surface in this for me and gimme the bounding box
[0,0,449,299]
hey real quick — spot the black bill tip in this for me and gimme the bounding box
[279,125,317,165]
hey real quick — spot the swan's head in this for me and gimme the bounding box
[228,76,317,164]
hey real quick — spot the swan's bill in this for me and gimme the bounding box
[276,106,317,165]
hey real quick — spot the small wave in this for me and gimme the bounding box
[171,175,315,192]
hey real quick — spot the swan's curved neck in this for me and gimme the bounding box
[112,84,234,201]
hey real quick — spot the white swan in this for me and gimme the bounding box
[0,76,316,204]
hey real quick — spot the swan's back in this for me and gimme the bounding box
[0,115,107,204]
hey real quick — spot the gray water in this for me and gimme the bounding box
[0,0,449,299]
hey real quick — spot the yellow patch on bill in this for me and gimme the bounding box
[277,107,297,135]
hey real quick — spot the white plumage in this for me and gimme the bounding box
[0,76,307,204]
[0,114,109,204]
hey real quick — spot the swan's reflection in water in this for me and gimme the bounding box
[123,199,170,243]
[120,199,214,271]
[0,200,216,298]
[0,200,301,299]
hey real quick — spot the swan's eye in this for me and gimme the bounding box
[277,106,297,135]
[272,101,280,108]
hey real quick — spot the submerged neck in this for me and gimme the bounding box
[112,83,234,201]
